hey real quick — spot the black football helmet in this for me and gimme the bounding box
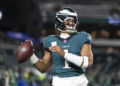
[55,8,78,33]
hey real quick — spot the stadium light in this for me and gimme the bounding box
[0,11,2,20]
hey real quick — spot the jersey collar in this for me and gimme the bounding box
[55,33,76,42]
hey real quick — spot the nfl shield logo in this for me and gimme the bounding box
[64,40,67,43]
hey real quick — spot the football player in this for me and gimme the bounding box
[29,8,93,86]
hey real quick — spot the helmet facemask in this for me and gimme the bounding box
[63,16,77,33]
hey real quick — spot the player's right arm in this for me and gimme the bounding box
[30,50,52,73]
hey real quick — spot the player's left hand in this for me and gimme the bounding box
[49,46,65,57]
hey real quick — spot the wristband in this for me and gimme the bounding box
[30,53,39,64]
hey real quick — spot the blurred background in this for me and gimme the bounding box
[0,0,120,86]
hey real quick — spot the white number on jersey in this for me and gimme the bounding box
[63,49,71,69]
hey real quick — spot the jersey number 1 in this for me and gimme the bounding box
[63,49,71,69]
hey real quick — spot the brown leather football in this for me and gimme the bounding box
[16,40,33,63]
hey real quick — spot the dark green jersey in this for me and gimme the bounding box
[44,32,91,77]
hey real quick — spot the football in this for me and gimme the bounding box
[16,40,33,63]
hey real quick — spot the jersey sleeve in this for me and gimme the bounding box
[43,37,51,52]
[82,32,92,44]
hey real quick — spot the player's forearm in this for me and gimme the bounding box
[30,53,50,73]
[80,44,93,68]
[81,50,93,68]
[87,54,93,68]
[33,60,50,73]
